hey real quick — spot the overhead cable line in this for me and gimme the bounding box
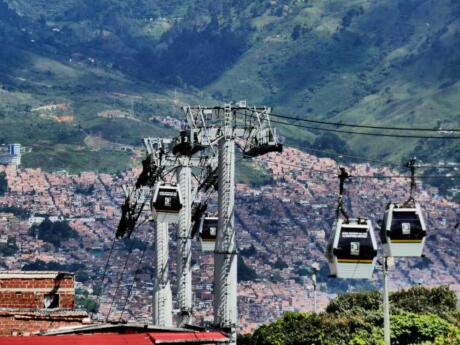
[94,236,117,315]
[268,111,460,132]
[105,243,135,322]
[285,144,402,167]
[261,159,460,180]
[268,118,460,140]
[280,144,460,169]
[118,238,150,322]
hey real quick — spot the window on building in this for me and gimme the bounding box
[44,293,59,309]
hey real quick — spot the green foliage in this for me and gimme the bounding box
[0,205,30,219]
[75,289,99,313]
[390,286,457,320]
[390,312,455,345]
[453,193,460,204]
[0,0,459,179]
[0,241,18,256]
[122,237,147,252]
[0,172,7,196]
[312,133,352,156]
[273,258,288,270]
[29,218,79,247]
[22,259,89,282]
[240,245,257,258]
[238,256,258,282]
[246,287,460,345]
[75,184,94,195]
[251,312,380,345]
[326,290,381,315]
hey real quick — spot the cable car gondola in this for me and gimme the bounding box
[327,218,378,279]
[326,168,378,279]
[381,158,427,257]
[199,216,218,252]
[151,183,183,223]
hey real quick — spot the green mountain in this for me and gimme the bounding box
[0,0,459,173]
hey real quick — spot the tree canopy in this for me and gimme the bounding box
[242,286,460,345]
[29,218,79,247]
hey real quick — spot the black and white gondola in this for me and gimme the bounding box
[327,218,378,279]
[380,158,427,257]
[151,183,183,223]
[326,168,378,279]
[199,216,218,252]
[381,202,427,257]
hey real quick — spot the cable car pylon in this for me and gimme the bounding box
[176,165,193,326]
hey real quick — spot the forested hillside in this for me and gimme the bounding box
[0,0,459,173]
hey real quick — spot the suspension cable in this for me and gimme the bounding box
[268,111,460,132]
[118,237,150,322]
[269,118,460,140]
[94,236,116,317]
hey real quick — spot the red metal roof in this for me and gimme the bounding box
[0,331,228,345]
[149,332,228,343]
[0,334,152,345]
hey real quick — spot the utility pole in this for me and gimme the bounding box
[176,166,193,326]
[311,262,320,313]
[383,256,391,345]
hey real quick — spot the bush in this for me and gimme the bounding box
[250,312,382,345]
[326,290,381,314]
[391,312,455,345]
[0,205,30,219]
[390,286,457,318]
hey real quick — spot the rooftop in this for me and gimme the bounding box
[0,271,73,279]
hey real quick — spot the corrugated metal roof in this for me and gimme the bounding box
[0,332,228,345]
[150,332,228,343]
[0,334,152,345]
[41,322,192,335]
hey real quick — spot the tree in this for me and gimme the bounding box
[244,287,459,345]
[0,172,7,196]
[312,133,351,155]
[390,312,455,345]
[238,256,258,282]
[29,218,79,247]
[390,286,457,319]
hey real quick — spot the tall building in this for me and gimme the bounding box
[0,144,22,166]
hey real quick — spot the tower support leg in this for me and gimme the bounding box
[153,221,173,326]
[177,166,193,326]
[214,137,237,344]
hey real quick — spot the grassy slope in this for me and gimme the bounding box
[1,0,459,178]
[206,0,460,165]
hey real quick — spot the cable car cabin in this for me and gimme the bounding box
[327,218,377,279]
[381,202,427,257]
[199,217,218,252]
[151,184,182,223]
